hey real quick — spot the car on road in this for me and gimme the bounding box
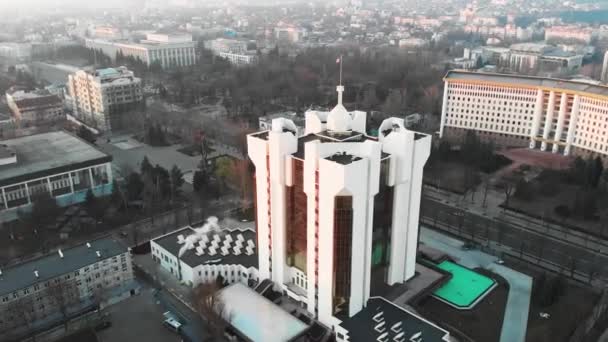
[461,242,476,251]
[163,317,182,333]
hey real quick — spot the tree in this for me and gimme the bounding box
[140,156,153,176]
[554,204,571,222]
[170,165,185,202]
[514,179,535,201]
[28,192,61,229]
[214,157,234,194]
[193,169,208,194]
[84,189,105,225]
[48,281,78,329]
[126,172,144,202]
[192,282,232,341]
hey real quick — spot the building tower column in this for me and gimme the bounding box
[529,89,544,149]
[552,93,568,153]
[439,81,449,138]
[564,95,581,156]
[541,91,555,151]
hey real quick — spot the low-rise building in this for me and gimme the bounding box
[150,224,259,287]
[0,131,113,222]
[218,51,258,66]
[5,89,64,126]
[0,237,135,340]
[68,67,143,131]
[85,32,196,70]
[602,51,608,84]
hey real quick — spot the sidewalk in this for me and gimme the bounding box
[420,227,532,342]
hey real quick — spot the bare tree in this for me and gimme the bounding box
[47,280,78,329]
[4,296,38,340]
[192,282,232,341]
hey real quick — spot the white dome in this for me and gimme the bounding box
[327,103,351,132]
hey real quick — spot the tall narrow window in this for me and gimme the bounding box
[333,196,353,316]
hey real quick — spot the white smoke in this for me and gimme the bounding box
[178,216,220,257]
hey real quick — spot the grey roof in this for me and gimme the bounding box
[445,70,608,97]
[153,226,258,269]
[339,297,450,342]
[0,131,112,187]
[0,237,127,297]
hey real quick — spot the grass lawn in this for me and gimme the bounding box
[433,261,497,308]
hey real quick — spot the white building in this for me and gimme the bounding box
[602,51,608,84]
[545,25,595,44]
[85,32,196,69]
[68,67,143,131]
[150,224,259,287]
[205,38,248,54]
[0,237,135,340]
[247,85,432,334]
[440,70,608,162]
[0,43,31,66]
[218,51,258,66]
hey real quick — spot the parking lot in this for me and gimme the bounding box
[96,288,181,342]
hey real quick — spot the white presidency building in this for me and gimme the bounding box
[248,85,432,335]
[440,70,608,162]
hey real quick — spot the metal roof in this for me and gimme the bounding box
[0,131,112,187]
[0,237,127,297]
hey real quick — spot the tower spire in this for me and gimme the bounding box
[337,55,344,105]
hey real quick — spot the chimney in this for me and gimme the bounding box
[86,242,91,248]
[58,249,64,258]
[96,251,101,258]
[34,270,39,278]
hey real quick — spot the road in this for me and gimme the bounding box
[420,227,532,342]
[421,196,608,285]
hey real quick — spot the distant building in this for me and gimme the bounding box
[602,51,608,84]
[218,51,258,66]
[0,43,31,69]
[85,32,196,69]
[0,237,135,340]
[545,26,595,44]
[5,89,64,126]
[274,25,307,43]
[508,43,583,73]
[92,26,124,40]
[0,131,113,222]
[398,37,428,48]
[68,67,143,131]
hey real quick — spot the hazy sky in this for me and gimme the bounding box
[0,0,133,10]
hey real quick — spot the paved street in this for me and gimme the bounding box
[97,288,181,342]
[420,227,532,342]
[421,194,608,285]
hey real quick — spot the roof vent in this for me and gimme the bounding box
[96,251,101,258]
[58,249,64,258]
[86,242,91,248]
[34,270,39,278]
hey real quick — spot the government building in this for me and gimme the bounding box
[440,70,608,162]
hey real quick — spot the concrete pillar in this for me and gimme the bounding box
[68,172,75,194]
[565,95,581,156]
[439,81,449,138]
[529,89,544,149]
[2,188,7,209]
[89,168,95,189]
[541,91,555,151]
[552,93,568,153]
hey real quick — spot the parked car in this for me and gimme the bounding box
[163,317,182,333]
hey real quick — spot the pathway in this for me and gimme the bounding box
[420,227,532,342]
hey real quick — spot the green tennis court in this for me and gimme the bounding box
[433,261,496,309]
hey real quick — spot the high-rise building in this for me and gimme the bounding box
[247,85,432,329]
[68,66,143,131]
[602,51,608,84]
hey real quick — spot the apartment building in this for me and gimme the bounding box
[440,70,608,162]
[0,237,134,339]
[68,66,143,131]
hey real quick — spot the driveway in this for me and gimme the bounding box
[420,227,532,342]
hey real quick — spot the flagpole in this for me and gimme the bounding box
[339,54,343,86]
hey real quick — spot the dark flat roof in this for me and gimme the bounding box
[445,70,608,97]
[326,152,362,165]
[339,297,450,342]
[0,131,112,187]
[0,237,127,297]
[153,226,257,269]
